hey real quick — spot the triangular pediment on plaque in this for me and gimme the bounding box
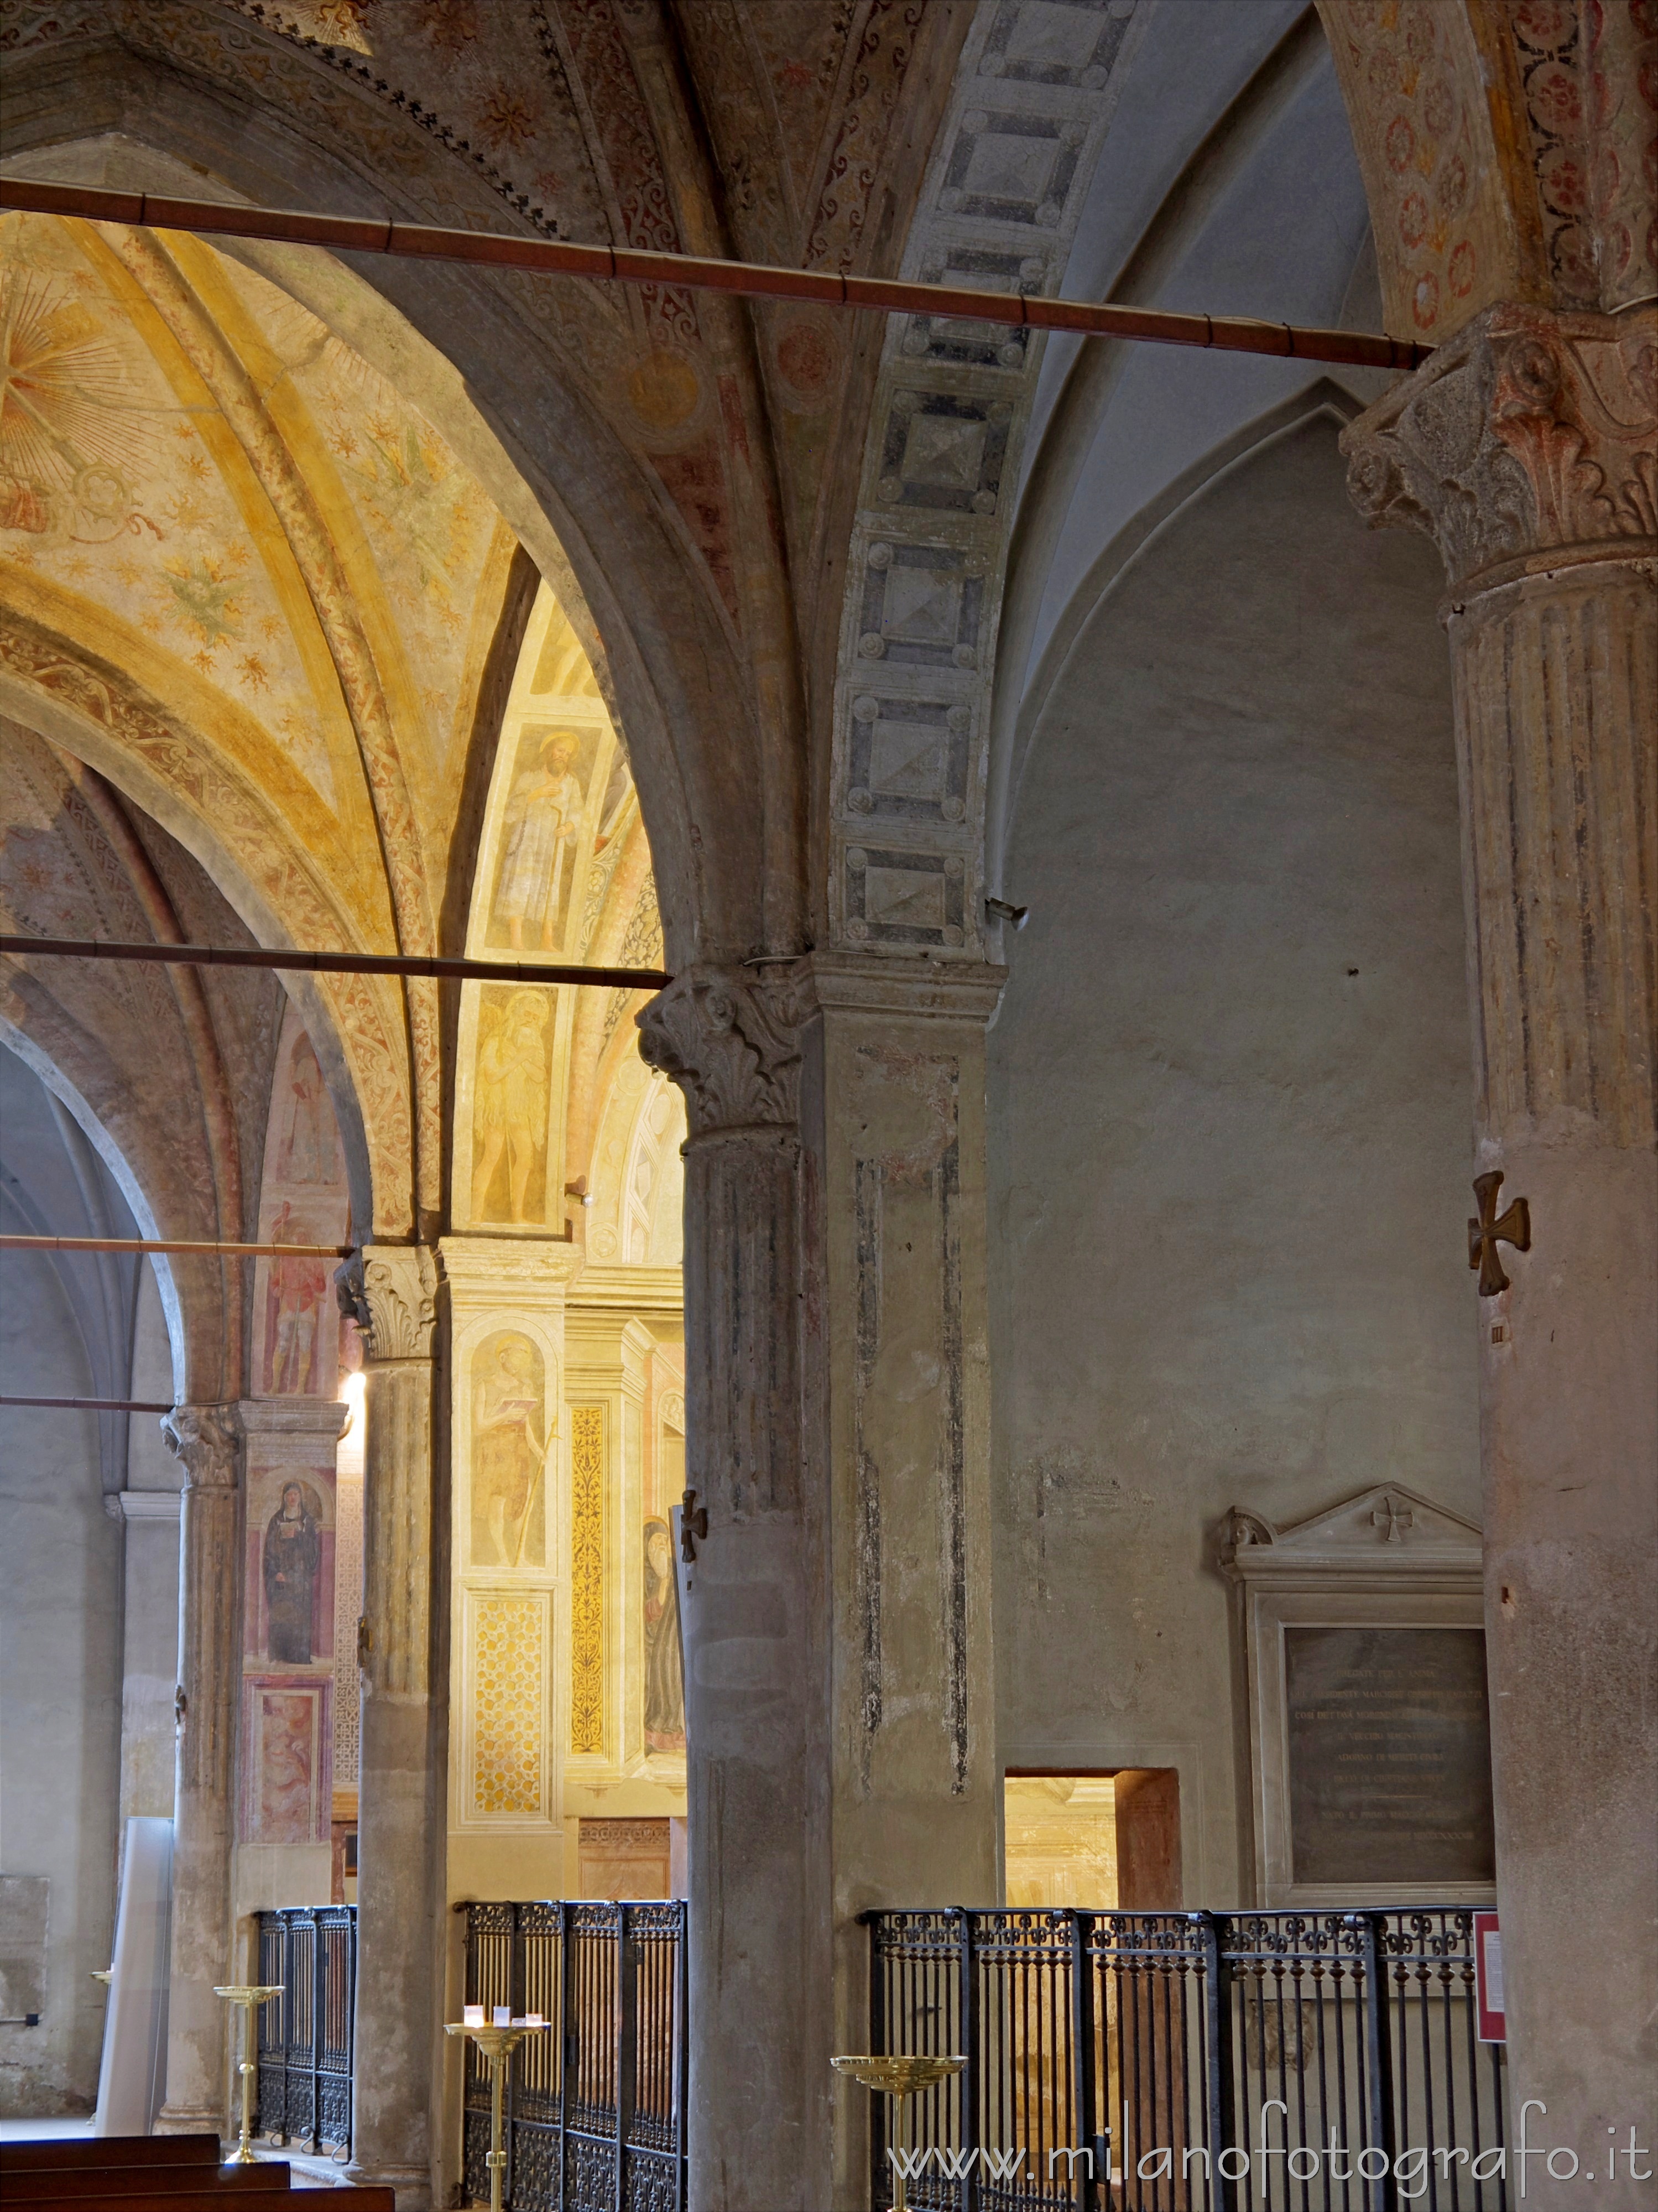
[1221,1483,1482,1581]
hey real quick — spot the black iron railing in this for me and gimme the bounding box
[255,1904,357,2157]
[866,1909,1508,2211]
[461,1899,688,2212]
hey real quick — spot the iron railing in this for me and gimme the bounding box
[461,1899,688,2212]
[866,1909,1508,2212]
[255,1904,357,2157]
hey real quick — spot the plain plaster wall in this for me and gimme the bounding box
[0,1247,123,2113]
[988,413,1478,1907]
[121,1269,184,1832]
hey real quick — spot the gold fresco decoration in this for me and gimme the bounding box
[470,985,554,1225]
[471,1330,551,1571]
[569,1404,606,1757]
[471,1594,545,1817]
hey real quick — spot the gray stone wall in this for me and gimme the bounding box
[988,414,1477,1904]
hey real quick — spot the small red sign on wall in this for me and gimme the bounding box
[1474,1911,1505,2042]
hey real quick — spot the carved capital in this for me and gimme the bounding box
[160,1402,241,1490]
[636,963,805,1138]
[1342,302,1658,591]
[335,1244,439,1362]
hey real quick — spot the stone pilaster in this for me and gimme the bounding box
[1344,302,1657,2186]
[439,1237,582,1895]
[232,1397,350,1935]
[335,1246,443,2212]
[638,955,1003,2212]
[155,1403,242,2137]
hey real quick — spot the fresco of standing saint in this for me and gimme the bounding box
[492,727,586,951]
[275,1029,337,1183]
[472,1333,552,1569]
[643,1518,685,1753]
[470,988,552,1223]
[263,1479,323,1664]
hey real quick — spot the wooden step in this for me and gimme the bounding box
[8,2166,290,2200]
[11,2193,391,2212]
[0,2142,222,2176]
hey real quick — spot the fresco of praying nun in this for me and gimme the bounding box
[643,1518,685,1753]
[263,1478,324,1664]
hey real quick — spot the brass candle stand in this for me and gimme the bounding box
[446,2021,548,2212]
[832,2054,967,2212]
[213,1984,285,2163]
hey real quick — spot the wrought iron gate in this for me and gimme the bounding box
[255,1904,357,2157]
[866,1909,1508,2211]
[462,1899,688,2212]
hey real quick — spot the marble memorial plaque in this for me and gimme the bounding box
[1285,1626,1494,1886]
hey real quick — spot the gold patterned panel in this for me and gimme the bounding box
[471,1594,545,1816]
[569,1404,605,1755]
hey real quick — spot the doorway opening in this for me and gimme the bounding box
[1002,1769,1181,1909]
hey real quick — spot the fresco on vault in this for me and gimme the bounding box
[255,1015,350,1395]
[488,722,601,953]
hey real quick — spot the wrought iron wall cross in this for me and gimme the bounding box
[680,1487,709,1563]
[1468,1171,1531,1296]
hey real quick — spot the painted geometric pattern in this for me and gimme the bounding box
[830,0,1149,953]
[472,1595,545,1815]
[569,1405,605,1756]
[331,1473,363,1789]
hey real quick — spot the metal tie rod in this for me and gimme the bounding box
[0,933,670,990]
[0,178,1431,373]
[0,1394,175,1414]
[0,1234,351,1258]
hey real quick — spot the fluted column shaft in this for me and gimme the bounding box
[640,956,1002,2212]
[1346,303,1657,2187]
[155,1404,242,2135]
[336,1247,443,2212]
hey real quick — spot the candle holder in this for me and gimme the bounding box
[832,2054,967,2212]
[213,1985,285,2163]
[446,2021,548,2212]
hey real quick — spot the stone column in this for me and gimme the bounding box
[1344,303,1656,2185]
[639,954,1003,2212]
[155,1403,242,2136]
[336,1247,444,2212]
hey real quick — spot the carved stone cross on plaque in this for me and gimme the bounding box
[1371,1495,1414,1543]
[1468,1172,1531,1297]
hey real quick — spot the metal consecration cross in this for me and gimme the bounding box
[1371,1496,1414,1543]
[1468,1170,1531,1297]
[680,1486,709,1563]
